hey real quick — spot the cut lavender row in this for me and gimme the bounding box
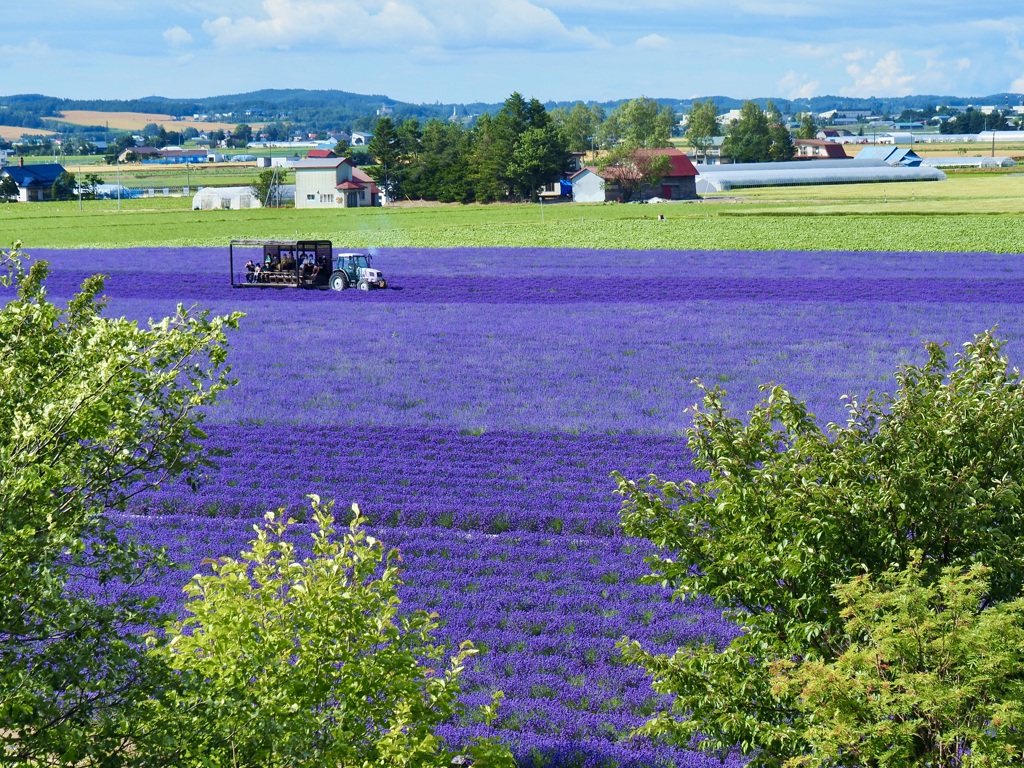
[133,425,693,534]
[36,269,1024,305]
[30,246,1024,280]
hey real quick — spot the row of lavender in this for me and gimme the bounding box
[141,425,696,534]
[40,246,1024,767]
[115,514,740,767]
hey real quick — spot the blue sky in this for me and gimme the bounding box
[5,1,1024,104]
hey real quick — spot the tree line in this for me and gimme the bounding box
[360,93,804,203]
[361,91,676,203]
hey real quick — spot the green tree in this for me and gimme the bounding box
[506,125,567,201]
[50,170,77,201]
[552,101,605,157]
[367,116,401,201]
[772,557,1024,767]
[231,123,253,147]
[80,173,103,199]
[105,132,137,164]
[144,498,514,768]
[615,330,1024,767]
[685,99,720,161]
[795,112,817,140]
[404,119,471,203]
[766,101,795,161]
[467,113,507,202]
[467,93,568,201]
[0,174,18,201]
[251,167,289,207]
[609,96,675,149]
[722,100,770,162]
[0,243,241,766]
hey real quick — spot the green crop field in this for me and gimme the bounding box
[2,172,1022,252]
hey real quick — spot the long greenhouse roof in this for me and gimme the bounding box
[696,159,887,174]
[696,163,946,192]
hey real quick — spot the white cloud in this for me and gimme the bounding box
[0,39,52,58]
[201,0,605,52]
[1012,75,1024,91]
[163,26,193,46]
[777,71,819,99]
[843,50,915,96]
[635,33,668,49]
[786,43,832,59]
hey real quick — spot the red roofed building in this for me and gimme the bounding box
[292,156,380,208]
[351,166,382,206]
[793,139,850,160]
[306,149,337,159]
[570,147,699,202]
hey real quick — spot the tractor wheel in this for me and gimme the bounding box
[358,280,370,291]
[330,272,348,291]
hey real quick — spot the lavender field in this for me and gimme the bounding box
[36,245,1024,767]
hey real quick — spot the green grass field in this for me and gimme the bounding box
[2,172,1022,252]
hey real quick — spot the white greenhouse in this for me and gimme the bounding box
[192,187,261,210]
[191,185,296,210]
[694,160,946,194]
[921,156,1016,168]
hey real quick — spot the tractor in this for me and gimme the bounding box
[329,252,387,291]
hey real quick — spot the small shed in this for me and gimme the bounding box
[569,168,606,203]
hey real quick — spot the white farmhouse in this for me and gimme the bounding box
[292,156,379,208]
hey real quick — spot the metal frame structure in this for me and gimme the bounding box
[229,239,333,289]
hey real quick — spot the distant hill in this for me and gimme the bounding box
[2,88,1022,140]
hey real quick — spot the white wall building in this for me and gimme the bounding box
[292,157,378,208]
[569,168,606,203]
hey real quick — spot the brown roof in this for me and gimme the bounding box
[636,148,699,177]
[586,148,699,180]
[351,166,381,195]
[306,149,337,158]
[794,139,849,159]
[336,180,364,190]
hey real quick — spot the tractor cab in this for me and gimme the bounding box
[329,252,387,291]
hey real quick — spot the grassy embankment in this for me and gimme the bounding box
[1,172,1022,252]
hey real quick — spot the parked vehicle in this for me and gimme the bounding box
[229,239,386,290]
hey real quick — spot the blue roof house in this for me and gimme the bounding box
[1,160,68,202]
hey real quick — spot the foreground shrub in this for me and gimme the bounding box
[616,330,1024,767]
[142,497,513,768]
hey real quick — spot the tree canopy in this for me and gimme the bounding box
[685,99,720,160]
[616,330,1024,767]
[722,99,793,162]
[0,243,241,765]
[771,557,1024,767]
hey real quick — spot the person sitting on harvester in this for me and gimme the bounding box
[245,259,257,283]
